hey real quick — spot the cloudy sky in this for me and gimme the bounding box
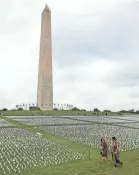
[0,0,139,111]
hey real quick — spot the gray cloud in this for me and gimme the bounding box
[129,92,139,99]
[53,1,139,68]
[104,58,139,88]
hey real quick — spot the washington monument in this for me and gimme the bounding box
[37,4,53,110]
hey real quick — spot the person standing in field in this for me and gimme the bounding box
[111,137,123,167]
[100,137,108,162]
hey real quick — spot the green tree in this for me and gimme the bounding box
[103,110,111,112]
[72,107,80,111]
[128,109,135,113]
[18,108,23,111]
[2,108,8,111]
[94,108,100,112]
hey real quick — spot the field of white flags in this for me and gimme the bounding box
[0,119,15,127]
[11,116,88,126]
[60,116,136,123]
[0,127,85,175]
[116,122,139,128]
[1,115,139,174]
[38,124,139,151]
[5,115,139,124]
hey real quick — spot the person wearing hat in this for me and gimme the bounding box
[111,137,123,167]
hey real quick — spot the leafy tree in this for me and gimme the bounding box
[2,108,8,111]
[72,107,80,111]
[103,110,111,112]
[128,109,135,113]
[18,108,23,111]
[94,108,100,112]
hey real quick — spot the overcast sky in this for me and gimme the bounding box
[0,0,139,111]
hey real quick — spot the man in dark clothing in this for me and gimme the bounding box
[111,137,123,167]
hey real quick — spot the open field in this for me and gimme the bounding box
[0,115,139,175]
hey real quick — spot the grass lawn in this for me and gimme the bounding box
[1,116,139,175]
[1,110,122,116]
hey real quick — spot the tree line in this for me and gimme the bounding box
[70,107,139,114]
[0,107,139,114]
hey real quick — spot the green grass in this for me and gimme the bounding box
[1,115,139,175]
[1,110,122,116]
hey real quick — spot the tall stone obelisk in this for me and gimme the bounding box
[37,4,53,110]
